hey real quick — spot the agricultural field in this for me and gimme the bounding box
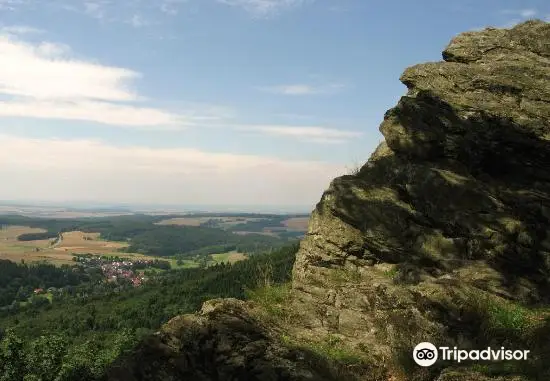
[0,226,156,266]
[155,216,264,227]
[281,217,310,231]
[156,215,310,239]
[55,231,128,253]
[232,230,279,237]
[210,251,248,264]
[152,251,247,272]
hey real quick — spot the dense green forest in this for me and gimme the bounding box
[0,260,90,308]
[122,225,286,256]
[0,214,162,241]
[0,244,299,381]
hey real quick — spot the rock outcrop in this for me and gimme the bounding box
[106,298,362,381]
[107,20,550,381]
[292,20,550,380]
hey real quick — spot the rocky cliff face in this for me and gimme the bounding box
[107,20,550,381]
[292,19,550,379]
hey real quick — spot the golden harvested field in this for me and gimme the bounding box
[56,231,128,253]
[156,216,263,227]
[0,226,156,265]
[0,226,48,241]
[281,217,310,231]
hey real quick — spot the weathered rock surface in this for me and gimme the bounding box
[106,298,361,381]
[292,20,550,380]
[106,20,550,381]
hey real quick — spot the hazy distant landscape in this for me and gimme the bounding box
[0,200,304,380]
[0,201,312,218]
[0,202,309,268]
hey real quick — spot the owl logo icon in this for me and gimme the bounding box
[413,342,438,366]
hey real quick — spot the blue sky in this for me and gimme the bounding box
[0,0,548,210]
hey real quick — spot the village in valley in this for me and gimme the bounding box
[73,255,171,287]
[30,256,170,299]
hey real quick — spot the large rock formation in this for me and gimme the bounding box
[292,19,550,379]
[106,298,364,381]
[107,20,550,381]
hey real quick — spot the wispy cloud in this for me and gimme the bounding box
[258,83,346,95]
[217,0,312,18]
[83,0,109,21]
[1,0,186,26]
[160,0,188,15]
[499,8,540,27]
[0,25,43,35]
[0,134,346,205]
[238,125,362,144]
[501,8,538,18]
[0,0,29,11]
[327,5,347,13]
[128,14,149,28]
[0,100,188,128]
[0,32,219,128]
[79,0,186,23]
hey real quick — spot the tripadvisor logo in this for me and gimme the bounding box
[412,342,530,367]
[413,342,438,367]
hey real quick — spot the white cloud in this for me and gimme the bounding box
[239,125,362,144]
[0,134,345,206]
[498,8,540,28]
[275,113,316,120]
[259,83,346,95]
[0,1,187,26]
[0,33,209,128]
[129,14,148,28]
[0,100,186,127]
[77,0,188,24]
[0,0,28,11]
[269,84,315,95]
[83,1,108,21]
[0,25,43,35]
[519,9,537,18]
[0,34,140,101]
[160,0,188,15]
[501,8,538,17]
[217,0,311,18]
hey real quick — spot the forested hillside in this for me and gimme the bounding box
[0,244,298,381]
[0,261,90,308]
